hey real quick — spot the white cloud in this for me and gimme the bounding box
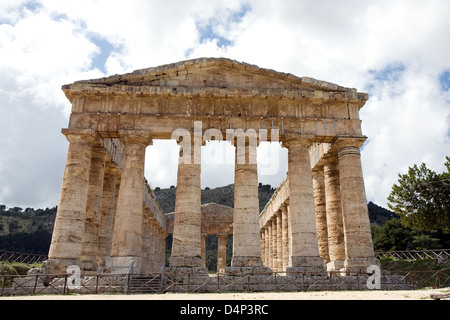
[0,0,449,210]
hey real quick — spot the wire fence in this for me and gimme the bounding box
[0,250,48,264]
[1,268,449,296]
[375,249,450,261]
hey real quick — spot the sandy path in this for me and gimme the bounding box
[1,287,448,300]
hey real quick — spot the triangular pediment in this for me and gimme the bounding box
[72,57,357,93]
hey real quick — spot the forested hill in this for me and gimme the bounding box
[153,183,275,213]
[0,185,399,254]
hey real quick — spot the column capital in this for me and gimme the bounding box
[62,128,99,145]
[118,130,152,146]
[332,136,367,150]
[281,136,314,149]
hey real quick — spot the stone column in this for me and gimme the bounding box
[108,130,151,274]
[80,146,108,271]
[227,141,271,274]
[266,223,272,269]
[97,163,119,271]
[260,230,266,266]
[140,214,152,274]
[335,138,379,272]
[280,204,289,271]
[169,139,206,272]
[201,233,208,268]
[264,224,270,268]
[275,211,283,272]
[323,156,346,271]
[311,169,330,265]
[47,129,98,273]
[217,233,228,273]
[283,138,324,273]
[271,217,277,271]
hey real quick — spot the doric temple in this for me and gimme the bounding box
[45,57,378,276]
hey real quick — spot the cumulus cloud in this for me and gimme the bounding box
[0,0,449,209]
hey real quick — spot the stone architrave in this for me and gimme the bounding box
[47,129,98,272]
[283,137,324,273]
[335,138,379,272]
[108,130,152,274]
[323,155,346,271]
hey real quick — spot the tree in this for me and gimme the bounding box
[387,156,450,232]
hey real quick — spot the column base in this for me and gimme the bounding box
[231,256,264,268]
[105,256,141,274]
[41,259,79,275]
[345,257,380,273]
[224,266,273,276]
[286,256,325,274]
[169,256,203,268]
[326,260,345,271]
[80,261,98,272]
[225,256,272,275]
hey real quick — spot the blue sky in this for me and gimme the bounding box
[0,0,449,209]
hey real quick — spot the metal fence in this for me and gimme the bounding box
[375,249,450,260]
[1,268,449,296]
[0,250,48,264]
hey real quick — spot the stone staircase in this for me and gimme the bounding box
[127,274,162,294]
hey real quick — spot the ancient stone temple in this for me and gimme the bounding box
[46,57,378,276]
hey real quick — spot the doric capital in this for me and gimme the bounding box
[62,128,99,145]
[333,136,367,150]
[281,136,314,149]
[118,130,152,146]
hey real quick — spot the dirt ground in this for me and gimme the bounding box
[1,287,449,300]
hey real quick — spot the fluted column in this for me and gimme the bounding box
[283,137,324,273]
[267,223,272,269]
[336,138,379,272]
[80,146,108,271]
[260,230,266,266]
[108,130,151,274]
[271,217,277,271]
[170,140,205,270]
[201,233,207,268]
[323,155,346,271]
[227,140,271,274]
[217,233,228,272]
[264,224,270,268]
[311,169,330,265]
[275,211,283,272]
[97,163,119,270]
[48,129,98,271]
[280,204,289,270]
